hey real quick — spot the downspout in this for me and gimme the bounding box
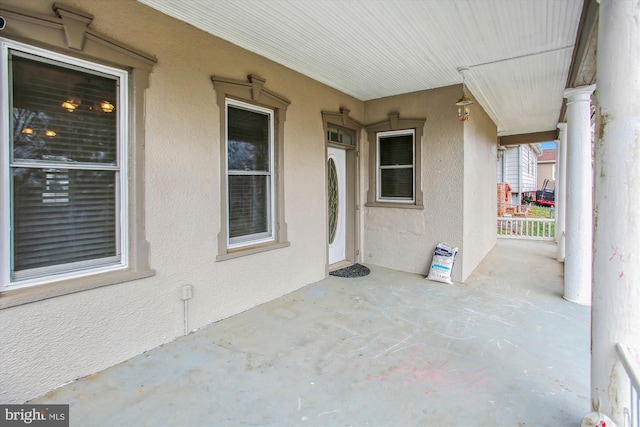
[518,145,523,205]
[502,147,506,182]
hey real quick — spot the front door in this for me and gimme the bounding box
[328,146,346,265]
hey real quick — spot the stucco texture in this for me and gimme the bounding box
[0,0,363,404]
[0,0,497,404]
[363,86,496,281]
[463,95,499,279]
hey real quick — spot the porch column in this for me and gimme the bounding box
[563,85,595,305]
[556,124,567,262]
[590,0,640,423]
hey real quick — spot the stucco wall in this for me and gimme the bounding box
[362,86,466,281]
[0,0,499,404]
[462,96,498,279]
[0,0,364,403]
[362,86,497,282]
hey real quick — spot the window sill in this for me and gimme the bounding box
[217,241,290,261]
[0,268,156,310]
[365,201,424,210]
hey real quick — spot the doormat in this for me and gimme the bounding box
[330,263,370,278]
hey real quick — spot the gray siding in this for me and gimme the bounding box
[520,146,537,192]
[501,145,537,193]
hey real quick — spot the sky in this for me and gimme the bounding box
[539,141,556,150]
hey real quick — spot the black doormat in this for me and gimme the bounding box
[330,263,371,278]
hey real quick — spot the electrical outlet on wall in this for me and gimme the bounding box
[181,284,193,300]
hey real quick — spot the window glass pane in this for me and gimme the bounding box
[327,124,354,146]
[9,51,121,279]
[11,54,118,165]
[228,175,269,239]
[380,168,413,199]
[379,134,413,166]
[12,168,117,272]
[228,106,269,171]
[339,129,353,145]
[328,125,340,143]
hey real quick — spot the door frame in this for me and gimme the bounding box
[321,109,362,272]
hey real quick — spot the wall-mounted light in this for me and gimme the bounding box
[21,127,34,135]
[455,67,473,122]
[44,130,57,137]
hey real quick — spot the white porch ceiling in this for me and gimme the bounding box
[138,0,583,137]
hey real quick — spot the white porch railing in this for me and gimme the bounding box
[497,217,555,240]
[617,343,640,427]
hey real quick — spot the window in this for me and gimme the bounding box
[377,130,415,202]
[4,45,125,287]
[0,4,155,305]
[327,124,354,146]
[212,75,290,259]
[365,112,425,208]
[226,100,274,247]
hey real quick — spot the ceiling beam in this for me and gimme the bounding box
[558,0,599,123]
[499,131,557,146]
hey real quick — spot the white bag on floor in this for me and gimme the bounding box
[581,412,617,427]
[426,242,458,284]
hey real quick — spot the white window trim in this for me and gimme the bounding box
[0,39,130,292]
[0,3,156,309]
[211,74,290,261]
[376,129,416,204]
[365,112,425,209]
[225,99,276,249]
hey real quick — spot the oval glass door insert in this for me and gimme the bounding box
[328,157,338,244]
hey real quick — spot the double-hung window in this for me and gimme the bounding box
[212,74,290,259]
[377,130,415,202]
[365,112,425,208]
[226,100,274,247]
[0,4,154,307]
[2,42,127,289]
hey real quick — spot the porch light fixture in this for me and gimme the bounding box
[455,67,473,122]
[21,127,34,135]
[44,130,57,137]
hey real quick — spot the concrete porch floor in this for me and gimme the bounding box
[34,240,590,426]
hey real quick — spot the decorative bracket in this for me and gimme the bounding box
[53,3,94,50]
[340,107,351,126]
[248,74,266,102]
[388,112,400,130]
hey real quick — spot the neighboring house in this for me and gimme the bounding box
[497,144,542,205]
[0,1,498,404]
[537,148,557,189]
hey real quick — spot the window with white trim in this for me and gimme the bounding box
[0,4,154,307]
[211,75,290,260]
[365,112,425,209]
[2,42,129,290]
[377,129,415,202]
[226,100,274,248]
